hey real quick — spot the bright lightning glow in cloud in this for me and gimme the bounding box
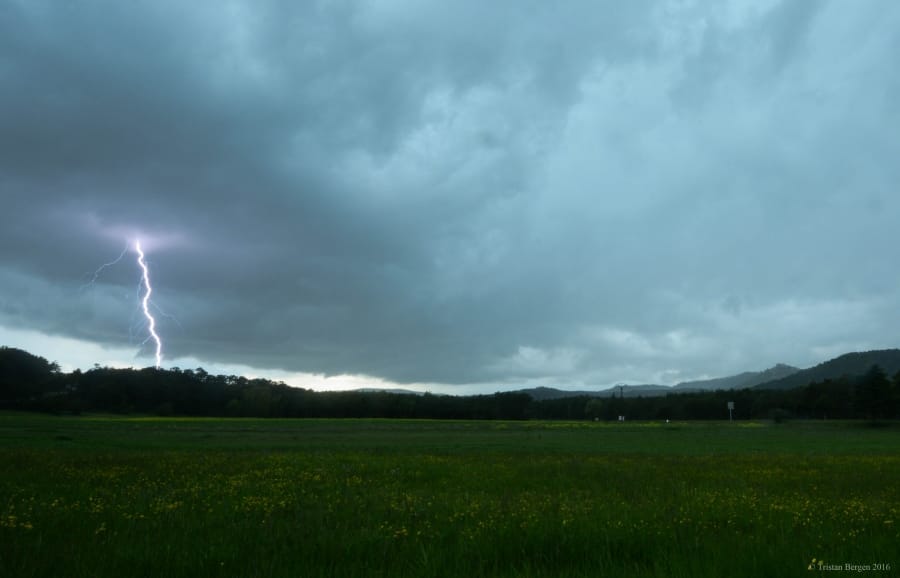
[135,240,162,368]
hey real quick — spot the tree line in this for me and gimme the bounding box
[2,346,898,420]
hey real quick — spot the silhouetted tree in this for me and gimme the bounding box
[855,365,892,419]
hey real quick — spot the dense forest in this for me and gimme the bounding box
[1,346,898,420]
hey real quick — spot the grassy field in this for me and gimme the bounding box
[1,414,898,577]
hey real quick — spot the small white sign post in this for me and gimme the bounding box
[727,401,734,421]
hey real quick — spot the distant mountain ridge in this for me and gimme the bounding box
[515,351,900,400]
[519,384,672,401]
[751,349,900,390]
[514,363,798,400]
[672,363,799,391]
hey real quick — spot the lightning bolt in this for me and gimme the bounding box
[134,240,163,369]
[83,239,168,368]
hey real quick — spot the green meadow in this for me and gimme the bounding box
[1,414,898,577]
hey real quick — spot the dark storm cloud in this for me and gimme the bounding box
[2,0,899,387]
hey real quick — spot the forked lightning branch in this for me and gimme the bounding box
[86,240,164,368]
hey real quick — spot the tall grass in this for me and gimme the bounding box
[1,416,898,577]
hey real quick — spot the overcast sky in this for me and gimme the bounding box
[1,0,898,393]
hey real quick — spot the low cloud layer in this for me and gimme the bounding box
[2,1,899,389]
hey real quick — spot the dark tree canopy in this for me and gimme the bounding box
[0,346,60,401]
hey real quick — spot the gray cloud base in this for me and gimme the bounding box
[2,1,899,386]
